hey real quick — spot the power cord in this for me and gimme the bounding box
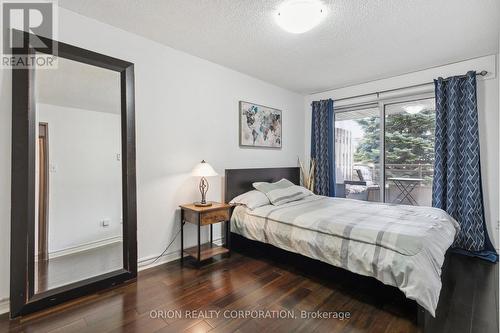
[138,227,182,267]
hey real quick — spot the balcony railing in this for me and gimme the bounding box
[343,163,434,206]
[385,163,434,185]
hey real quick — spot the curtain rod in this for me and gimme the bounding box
[440,70,488,81]
[314,70,488,104]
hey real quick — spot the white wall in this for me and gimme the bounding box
[304,55,500,250]
[38,104,123,253]
[496,33,500,312]
[0,8,305,306]
[0,54,11,311]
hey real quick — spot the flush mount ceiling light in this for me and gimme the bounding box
[403,105,425,114]
[275,0,327,34]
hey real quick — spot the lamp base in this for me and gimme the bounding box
[194,201,212,207]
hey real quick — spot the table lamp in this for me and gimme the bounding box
[191,160,218,207]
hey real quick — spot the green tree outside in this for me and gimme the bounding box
[354,109,435,184]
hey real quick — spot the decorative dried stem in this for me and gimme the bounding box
[298,157,316,192]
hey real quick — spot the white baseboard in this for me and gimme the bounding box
[213,238,224,246]
[0,298,9,315]
[138,250,181,271]
[138,237,224,271]
[45,236,123,260]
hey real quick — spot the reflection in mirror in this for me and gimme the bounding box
[34,55,123,294]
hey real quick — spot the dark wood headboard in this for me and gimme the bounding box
[224,167,300,203]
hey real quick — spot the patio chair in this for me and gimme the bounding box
[342,165,380,201]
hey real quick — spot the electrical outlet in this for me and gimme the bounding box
[101,219,110,227]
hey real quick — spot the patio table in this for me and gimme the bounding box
[387,177,424,206]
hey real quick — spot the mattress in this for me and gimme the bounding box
[230,195,459,316]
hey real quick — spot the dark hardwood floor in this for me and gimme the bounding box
[35,242,123,293]
[424,253,499,333]
[0,249,497,333]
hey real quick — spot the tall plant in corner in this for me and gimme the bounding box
[298,157,315,192]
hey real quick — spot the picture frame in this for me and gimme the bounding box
[239,101,282,148]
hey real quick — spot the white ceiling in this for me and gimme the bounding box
[59,0,500,94]
[36,56,121,114]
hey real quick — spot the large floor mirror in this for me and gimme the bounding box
[10,31,137,318]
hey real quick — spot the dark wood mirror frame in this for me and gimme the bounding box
[10,30,137,318]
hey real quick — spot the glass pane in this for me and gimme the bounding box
[335,107,381,202]
[384,98,435,206]
[34,55,123,294]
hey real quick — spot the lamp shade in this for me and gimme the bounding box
[191,160,218,177]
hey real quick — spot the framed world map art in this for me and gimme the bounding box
[239,101,282,148]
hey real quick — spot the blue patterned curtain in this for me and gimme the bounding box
[311,99,335,196]
[433,71,498,262]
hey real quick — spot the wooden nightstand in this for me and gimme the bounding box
[179,202,232,266]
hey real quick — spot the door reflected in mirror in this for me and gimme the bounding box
[34,55,123,294]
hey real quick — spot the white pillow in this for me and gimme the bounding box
[253,178,313,206]
[229,190,271,210]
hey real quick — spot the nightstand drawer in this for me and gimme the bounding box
[200,209,229,225]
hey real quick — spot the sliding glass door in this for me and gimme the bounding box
[334,106,381,202]
[384,98,436,206]
[334,96,435,206]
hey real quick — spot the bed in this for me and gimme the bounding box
[224,167,459,318]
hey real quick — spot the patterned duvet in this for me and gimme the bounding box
[231,195,459,316]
